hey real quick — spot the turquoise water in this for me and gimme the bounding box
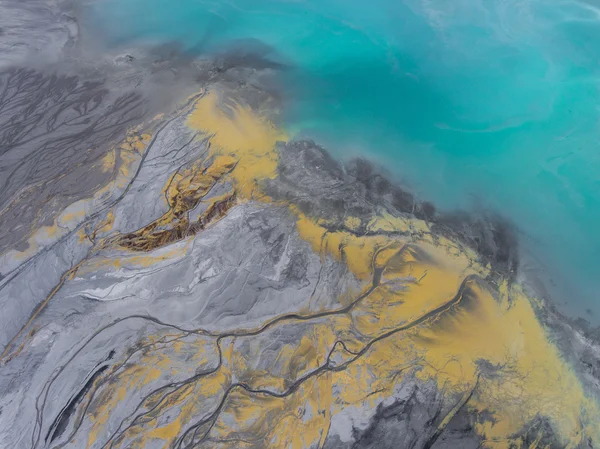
[85,0,600,318]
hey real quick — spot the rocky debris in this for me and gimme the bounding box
[267,139,519,276]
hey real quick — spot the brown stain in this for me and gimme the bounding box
[76,225,600,449]
[78,91,600,449]
[110,156,238,252]
[11,88,600,449]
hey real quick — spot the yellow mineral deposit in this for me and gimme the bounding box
[99,148,116,173]
[0,130,152,272]
[178,88,600,447]
[413,282,600,447]
[0,130,154,364]
[115,132,151,189]
[186,90,286,200]
[110,155,238,252]
[76,242,192,276]
[15,87,600,449]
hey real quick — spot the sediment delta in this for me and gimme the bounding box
[1,2,600,449]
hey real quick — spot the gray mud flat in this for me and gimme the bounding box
[1,2,600,449]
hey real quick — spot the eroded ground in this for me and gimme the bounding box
[1,72,600,449]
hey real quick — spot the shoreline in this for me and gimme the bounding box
[1,3,600,447]
[2,35,600,343]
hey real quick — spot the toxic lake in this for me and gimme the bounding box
[84,0,600,319]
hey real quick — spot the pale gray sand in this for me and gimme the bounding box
[1,2,600,449]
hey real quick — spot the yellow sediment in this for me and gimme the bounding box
[30,87,600,449]
[76,242,191,277]
[107,154,238,252]
[0,129,154,365]
[186,90,286,200]
[187,87,600,447]
[182,87,600,447]
[81,215,600,448]
[413,282,600,446]
[85,334,220,449]
[344,216,361,231]
[99,149,116,173]
[0,129,152,269]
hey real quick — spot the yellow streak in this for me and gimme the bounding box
[69,88,600,449]
[186,90,286,200]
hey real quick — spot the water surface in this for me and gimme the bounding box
[85,0,600,318]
